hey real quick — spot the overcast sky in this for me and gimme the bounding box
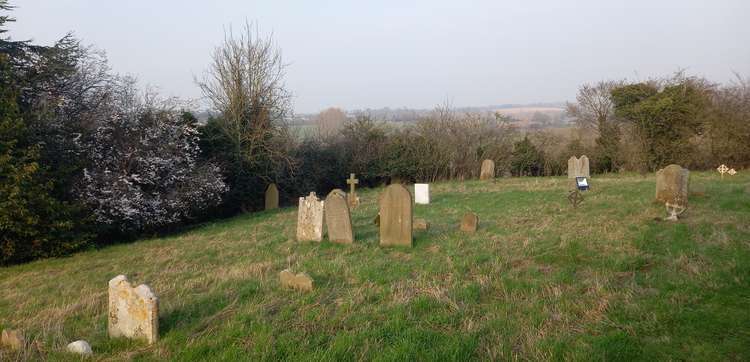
[8,0,750,113]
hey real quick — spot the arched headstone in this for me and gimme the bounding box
[265,183,279,210]
[379,184,413,247]
[325,189,354,244]
[579,155,590,177]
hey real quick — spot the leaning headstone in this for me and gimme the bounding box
[460,212,479,232]
[279,269,314,292]
[1,329,23,350]
[265,183,279,210]
[108,275,159,344]
[325,189,354,244]
[655,164,690,205]
[379,184,413,247]
[296,192,324,242]
[66,340,93,356]
[479,159,495,180]
[414,183,430,204]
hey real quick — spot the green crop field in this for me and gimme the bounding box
[1,172,749,361]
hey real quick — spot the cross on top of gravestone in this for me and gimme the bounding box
[346,173,359,207]
[717,164,729,178]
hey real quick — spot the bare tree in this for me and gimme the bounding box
[197,22,294,172]
[314,107,347,139]
[567,80,623,172]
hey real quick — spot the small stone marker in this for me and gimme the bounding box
[479,159,495,180]
[729,168,737,176]
[568,156,590,179]
[325,189,354,244]
[1,329,23,350]
[655,164,690,206]
[413,218,429,230]
[414,183,430,204]
[108,275,159,344]
[346,173,359,207]
[296,192,324,242]
[279,269,314,292]
[66,340,93,356]
[265,183,279,210]
[460,212,479,232]
[379,184,413,247]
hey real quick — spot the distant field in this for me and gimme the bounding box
[1,172,749,360]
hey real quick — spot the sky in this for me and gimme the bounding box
[7,0,750,113]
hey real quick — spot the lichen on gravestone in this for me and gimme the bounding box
[108,275,159,344]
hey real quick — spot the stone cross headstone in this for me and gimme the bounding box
[717,164,729,178]
[479,159,495,180]
[655,164,689,206]
[325,189,354,244]
[108,275,159,344]
[296,192,324,242]
[379,184,413,247]
[568,156,590,178]
[460,212,479,232]
[346,173,359,207]
[265,183,279,210]
[414,183,430,204]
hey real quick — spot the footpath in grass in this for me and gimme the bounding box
[1,172,749,361]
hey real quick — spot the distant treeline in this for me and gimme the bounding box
[1,1,748,264]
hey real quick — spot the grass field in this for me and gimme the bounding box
[1,172,749,361]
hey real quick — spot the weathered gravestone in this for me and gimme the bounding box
[479,159,495,180]
[297,192,324,242]
[460,212,479,232]
[66,340,93,356]
[108,275,159,344]
[655,164,690,205]
[379,184,413,247]
[265,183,279,210]
[567,156,590,178]
[325,189,354,244]
[414,183,430,204]
[279,269,314,292]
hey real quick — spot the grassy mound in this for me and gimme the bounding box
[1,173,749,360]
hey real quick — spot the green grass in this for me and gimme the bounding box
[1,172,749,361]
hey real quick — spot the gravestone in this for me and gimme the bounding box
[655,164,689,205]
[479,159,495,180]
[379,184,413,247]
[414,183,430,204]
[346,173,359,207]
[279,269,314,292]
[265,183,279,210]
[108,275,159,344]
[460,212,479,232]
[568,156,590,178]
[296,192,324,242]
[325,189,354,244]
[579,155,590,177]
